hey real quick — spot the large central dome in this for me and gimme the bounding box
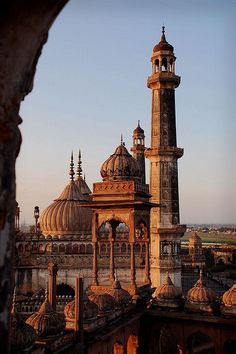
[40,153,92,237]
[100,142,141,182]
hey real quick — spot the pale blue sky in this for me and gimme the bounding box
[17,0,236,225]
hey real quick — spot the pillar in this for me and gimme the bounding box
[92,241,98,285]
[130,242,136,286]
[48,262,58,311]
[110,239,115,282]
[144,241,151,284]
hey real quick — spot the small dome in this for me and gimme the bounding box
[189,232,202,247]
[11,295,36,352]
[153,274,182,300]
[187,272,216,304]
[153,27,173,53]
[222,284,236,307]
[133,121,144,136]
[64,295,99,320]
[107,279,132,307]
[26,297,65,337]
[88,292,116,313]
[100,142,141,181]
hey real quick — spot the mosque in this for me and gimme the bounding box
[12,28,236,354]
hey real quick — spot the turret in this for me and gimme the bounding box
[131,121,146,184]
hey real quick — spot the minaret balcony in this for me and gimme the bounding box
[147,72,180,88]
[145,146,184,159]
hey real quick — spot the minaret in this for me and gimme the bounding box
[131,121,146,185]
[145,27,186,287]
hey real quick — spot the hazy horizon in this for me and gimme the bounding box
[16,0,236,225]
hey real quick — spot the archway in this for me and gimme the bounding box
[186,331,215,354]
[127,334,139,354]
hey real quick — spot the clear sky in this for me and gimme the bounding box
[17,0,236,225]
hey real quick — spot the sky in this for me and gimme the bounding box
[17,0,236,225]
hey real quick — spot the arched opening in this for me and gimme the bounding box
[86,243,93,254]
[186,331,215,354]
[161,57,167,71]
[56,283,75,296]
[113,341,124,354]
[127,334,138,354]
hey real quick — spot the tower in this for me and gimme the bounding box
[131,121,146,185]
[145,27,186,287]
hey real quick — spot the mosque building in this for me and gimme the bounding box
[13,28,236,354]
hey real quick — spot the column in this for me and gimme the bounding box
[92,241,98,285]
[48,262,58,311]
[144,241,151,284]
[130,242,136,286]
[110,239,115,282]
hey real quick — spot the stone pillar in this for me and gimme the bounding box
[110,239,115,282]
[92,241,98,285]
[130,242,136,286]
[48,262,58,311]
[145,241,151,283]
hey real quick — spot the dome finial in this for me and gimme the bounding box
[121,133,123,145]
[138,120,140,127]
[162,25,165,35]
[69,151,75,181]
[77,149,82,178]
[161,25,166,42]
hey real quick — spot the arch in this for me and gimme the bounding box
[56,283,75,296]
[66,243,72,253]
[113,341,124,354]
[186,331,215,354]
[18,244,24,253]
[32,243,38,252]
[86,243,93,254]
[127,334,138,354]
[80,244,85,254]
[98,222,110,240]
[39,243,45,253]
[100,242,107,254]
[25,243,31,252]
[121,242,127,253]
[59,243,65,253]
[45,243,52,254]
[72,244,78,254]
[161,57,168,71]
[52,243,58,253]
[134,243,141,253]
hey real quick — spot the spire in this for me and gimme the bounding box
[77,149,82,178]
[161,25,166,42]
[138,120,140,127]
[69,151,75,181]
[120,133,123,145]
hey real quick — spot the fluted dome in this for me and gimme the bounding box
[40,154,92,236]
[153,27,173,53]
[133,121,144,135]
[189,232,202,247]
[153,274,182,300]
[88,292,116,313]
[64,295,99,320]
[187,272,216,304]
[222,284,236,306]
[26,296,65,337]
[11,296,36,352]
[100,142,141,181]
[107,279,132,307]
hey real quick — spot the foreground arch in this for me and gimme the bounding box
[0,1,69,351]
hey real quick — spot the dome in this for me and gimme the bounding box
[88,292,116,313]
[64,295,99,320]
[153,27,173,53]
[153,274,182,300]
[26,296,65,337]
[107,279,132,307]
[187,272,216,304]
[40,154,92,236]
[222,284,236,307]
[11,293,36,352]
[100,142,141,181]
[189,232,202,247]
[133,121,144,136]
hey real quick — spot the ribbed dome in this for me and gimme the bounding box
[189,232,202,247]
[26,297,65,337]
[153,274,182,300]
[107,279,132,307]
[222,284,236,306]
[75,177,91,201]
[100,142,141,181]
[187,272,216,304]
[88,292,116,313]
[11,294,36,352]
[64,295,99,320]
[153,27,173,53]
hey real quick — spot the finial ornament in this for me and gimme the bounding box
[70,151,75,181]
[120,133,123,145]
[138,120,140,127]
[162,25,165,34]
[77,149,82,177]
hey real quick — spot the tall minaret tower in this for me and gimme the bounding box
[131,121,146,185]
[145,27,186,288]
